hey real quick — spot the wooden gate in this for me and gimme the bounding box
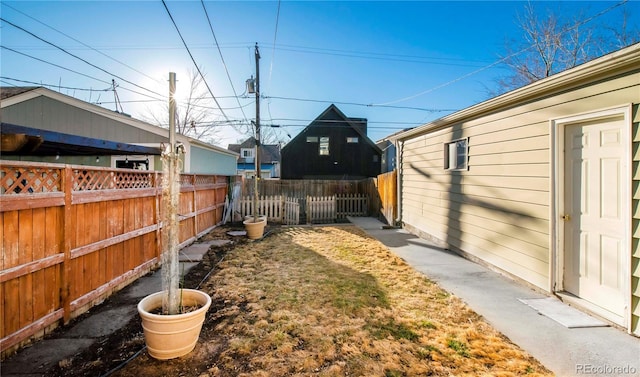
[283,198,300,225]
[306,196,336,224]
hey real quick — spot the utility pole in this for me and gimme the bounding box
[254,43,261,180]
[253,43,261,222]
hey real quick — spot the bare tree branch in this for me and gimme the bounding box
[494,1,638,95]
[143,67,223,145]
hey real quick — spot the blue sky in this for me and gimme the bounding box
[2,1,638,147]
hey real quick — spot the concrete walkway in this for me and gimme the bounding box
[1,239,230,377]
[348,217,640,377]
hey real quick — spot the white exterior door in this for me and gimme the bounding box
[563,115,627,322]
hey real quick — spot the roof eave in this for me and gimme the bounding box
[393,43,640,141]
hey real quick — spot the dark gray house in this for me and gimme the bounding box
[281,105,381,179]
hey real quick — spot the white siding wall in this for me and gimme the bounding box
[400,71,640,320]
[632,103,640,335]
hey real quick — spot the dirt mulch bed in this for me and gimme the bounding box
[52,224,551,377]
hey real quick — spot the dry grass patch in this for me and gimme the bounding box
[116,225,551,377]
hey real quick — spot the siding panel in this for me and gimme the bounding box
[632,103,640,335]
[399,57,639,304]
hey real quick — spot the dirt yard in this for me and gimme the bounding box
[50,224,551,376]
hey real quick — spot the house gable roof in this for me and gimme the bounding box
[1,86,38,100]
[1,86,237,157]
[228,136,280,163]
[1,122,160,156]
[283,104,382,153]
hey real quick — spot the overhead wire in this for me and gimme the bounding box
[268,1,281,91]
[271,45,489,67]
[0,47,166,101]
[373,0,630,106]
[0,17,166,100]
[265,0,282,124]
[0,76,111,92]
[263,95,457,112]
[1,2,163,85]
[161,0,230,122]
[1,46,113,86]
[199,0,249,124]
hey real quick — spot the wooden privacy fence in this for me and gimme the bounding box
[336,194,369,219]
[236,194,368,225]
[241,178,378,214]
[237,175,397,224]
[236,195,301,225]
[307,194,369,224]
[237,195,286,223]
[306,196,336,224]
[376,170,397,226]
[0,161,229,356]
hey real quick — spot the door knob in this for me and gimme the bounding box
[561,214,570,221]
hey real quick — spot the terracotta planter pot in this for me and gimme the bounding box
[244,214,267,224]
[243,217,266,239]
[137,289,212,360]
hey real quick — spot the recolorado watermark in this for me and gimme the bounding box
[576,364,637,375]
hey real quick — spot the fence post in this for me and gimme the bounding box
[191,174,197,240]
[61,165,73,323]
[154,171,162,261]
[332,195,336,222]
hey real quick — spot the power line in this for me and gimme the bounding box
[200,0,249,124]
[271,45,489,68]
[0,16,166,100]
[265,0,282,129]
[1,2,162,85]
[266,118,423,126]
[0,76,111,92]
[1,46,112,85]
[268,0,281,92]
[161,0,230,122]
[263,95,457,112]
[5,41,493,67]
[0,73,251,111]
[1,47,165,101]
[373,0,629,106]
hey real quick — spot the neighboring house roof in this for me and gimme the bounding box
[377,127,415,144]
[228,136,280,164]
[0,86,39,100]
[0,86,237,158]
[391,43,640,141]
[283,104,382,153]
[1,122,159,156]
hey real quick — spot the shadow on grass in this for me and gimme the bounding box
[258,226,391,315]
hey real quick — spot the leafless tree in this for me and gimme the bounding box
[145,67,223,145]
[494,1,639,94]
[607,4,640,48]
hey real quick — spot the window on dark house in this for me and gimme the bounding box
[319,137,330,155]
